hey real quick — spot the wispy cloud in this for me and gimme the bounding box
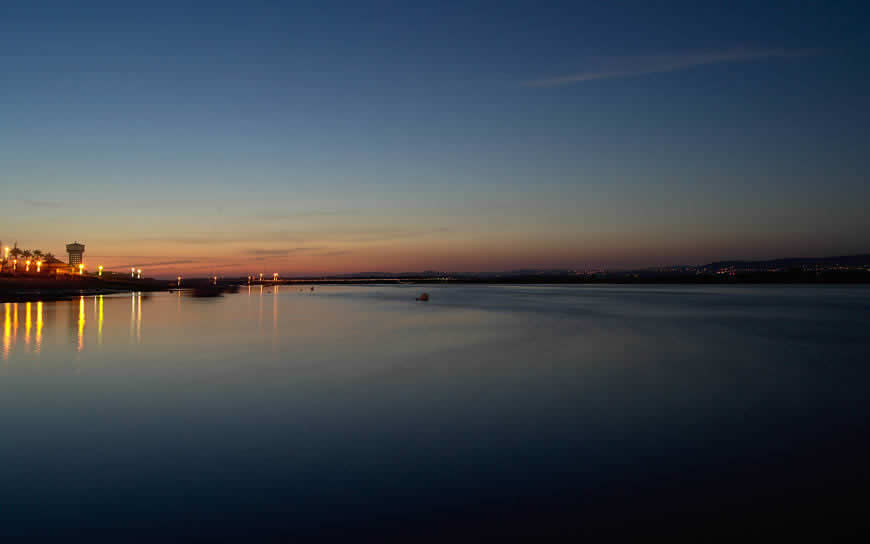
[137,232,304,245]
[132,226,451,246]
[525,48,814,87]
[124,259,200,267]
[246,247,326,256]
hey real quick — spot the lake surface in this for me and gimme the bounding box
[2,285,869,539]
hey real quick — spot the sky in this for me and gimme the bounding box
[1,1,869,277]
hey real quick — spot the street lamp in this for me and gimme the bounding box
[79,264,84,275]
[137,269,142,280]
[273,272,279,281]
[25,259,31,272]
[36,260,42,273]
[131,267,136,278]
[98,265,103,277]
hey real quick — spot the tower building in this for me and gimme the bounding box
[66,241,85,266]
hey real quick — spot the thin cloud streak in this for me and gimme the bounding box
[123,259,200,268]
[525,48,815,87]
[246,247,327,256]
[132,226,451,246]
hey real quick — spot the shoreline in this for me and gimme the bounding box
[4,273,870,302]
[0,276,170,302]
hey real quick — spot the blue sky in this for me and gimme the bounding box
[1,1,868,275]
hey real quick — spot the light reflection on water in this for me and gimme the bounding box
[77,296,85,352]
[98,295,103,345]
[3,301,45,358]
[25,301,31,347]
[3,303,10,359]
[0,285,869,537]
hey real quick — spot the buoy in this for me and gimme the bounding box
[416,292,429,301]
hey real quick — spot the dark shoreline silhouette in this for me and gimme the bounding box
[3,252,869,302]
[4,270,869,302]
[254,271,870,286]
[0,276,168,302]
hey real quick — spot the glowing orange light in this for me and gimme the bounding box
[98,265,103,277]
[78,264,84,275]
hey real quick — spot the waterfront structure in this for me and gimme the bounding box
[66,242,85,266]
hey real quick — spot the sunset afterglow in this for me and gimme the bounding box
[2,3,868,278]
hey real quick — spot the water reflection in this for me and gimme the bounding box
[2,303,10,360]
[258,284,264,327]
[137,293,142,344]
[272,285,279,350]
[77,296,85,352]
[273,285,279,328]
[36,302,43,354]
[1,285,867,539]
[128,292,143,344]
[25,302,32,348]
[98,296,104,346]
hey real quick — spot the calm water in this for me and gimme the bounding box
[2,285,869,538]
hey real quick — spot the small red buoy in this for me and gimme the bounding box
[416,292,429,301]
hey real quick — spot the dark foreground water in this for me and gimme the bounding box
[1,285,869,539]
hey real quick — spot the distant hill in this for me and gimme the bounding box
[269,254,870,281]
[706,254,870,270]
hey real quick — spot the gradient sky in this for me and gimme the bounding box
[2,1,869,277]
